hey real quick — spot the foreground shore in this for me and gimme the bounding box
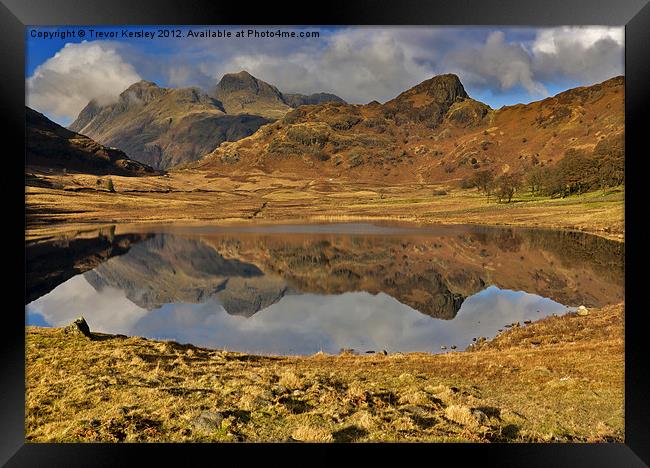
[25,171,624,242]
[26,303,624,443]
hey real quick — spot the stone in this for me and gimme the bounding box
[63,316,92,338]
[191,411,224,432]
[577,305,589,316]
[472,409,489,425]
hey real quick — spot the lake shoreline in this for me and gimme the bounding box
[25,203,625,244]
[26,302,624,442]
[25,173,624,243]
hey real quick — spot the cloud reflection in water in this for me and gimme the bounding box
[27,274,568,355]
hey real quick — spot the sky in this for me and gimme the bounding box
[25,25,624,126]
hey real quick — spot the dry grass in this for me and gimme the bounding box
[25,171,624,242]
[25,303,624,443]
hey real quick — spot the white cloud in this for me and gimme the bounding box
[443,31,549,97]
[26,27,625,121]
[531,27,624,84]
[163,26,622,104]
[26,275,148,335]
[26,276,569,355]
[187,28,437,104]
[27,41,141,122]
[532,26,623,55]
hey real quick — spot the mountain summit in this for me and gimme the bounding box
[68,81,270,169]
[212,71,290,119]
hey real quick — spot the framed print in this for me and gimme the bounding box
[3,0,648,465]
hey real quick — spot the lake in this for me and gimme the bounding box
[25,223,624,355]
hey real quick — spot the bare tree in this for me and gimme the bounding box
[494,173,522,203]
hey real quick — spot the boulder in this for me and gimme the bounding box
[63,316,92,338]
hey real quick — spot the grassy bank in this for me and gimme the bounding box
[26,303,624,443]
[25,170,624,242]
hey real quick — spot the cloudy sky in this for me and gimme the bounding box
[26,25,624,126]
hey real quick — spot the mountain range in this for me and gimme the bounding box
[193,73,624,183]
[33,70,624,185]
[68,71,346,170]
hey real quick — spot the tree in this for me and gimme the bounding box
[471,169,495,199]
[494,173,522,203]
[525,166,545,196]
[107,178,115,192]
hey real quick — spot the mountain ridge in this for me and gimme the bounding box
[68,72,346,170]
[192,74,624,184]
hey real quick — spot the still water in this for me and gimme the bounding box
[25,223,624,355]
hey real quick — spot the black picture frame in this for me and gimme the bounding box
[5,0,648,465]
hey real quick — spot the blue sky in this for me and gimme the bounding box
[26,25,624,126]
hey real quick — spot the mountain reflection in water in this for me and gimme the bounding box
[26,223,624,355]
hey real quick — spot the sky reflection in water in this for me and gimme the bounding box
[27,274,569,355]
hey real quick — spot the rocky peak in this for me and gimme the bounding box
[390,73,469,108]
[283,92,346,108]
[119,80,167,106]
[214,71,284,100]
[212,70,290,119]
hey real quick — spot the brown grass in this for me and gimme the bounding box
[25,171,623,242]
[25,303,624,443]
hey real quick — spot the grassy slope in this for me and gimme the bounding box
[26,303,623,443]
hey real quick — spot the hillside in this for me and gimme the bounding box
[26,302,624,442]
[26,107,157,177]
[192,75,624,184]
[69,73,346,170]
